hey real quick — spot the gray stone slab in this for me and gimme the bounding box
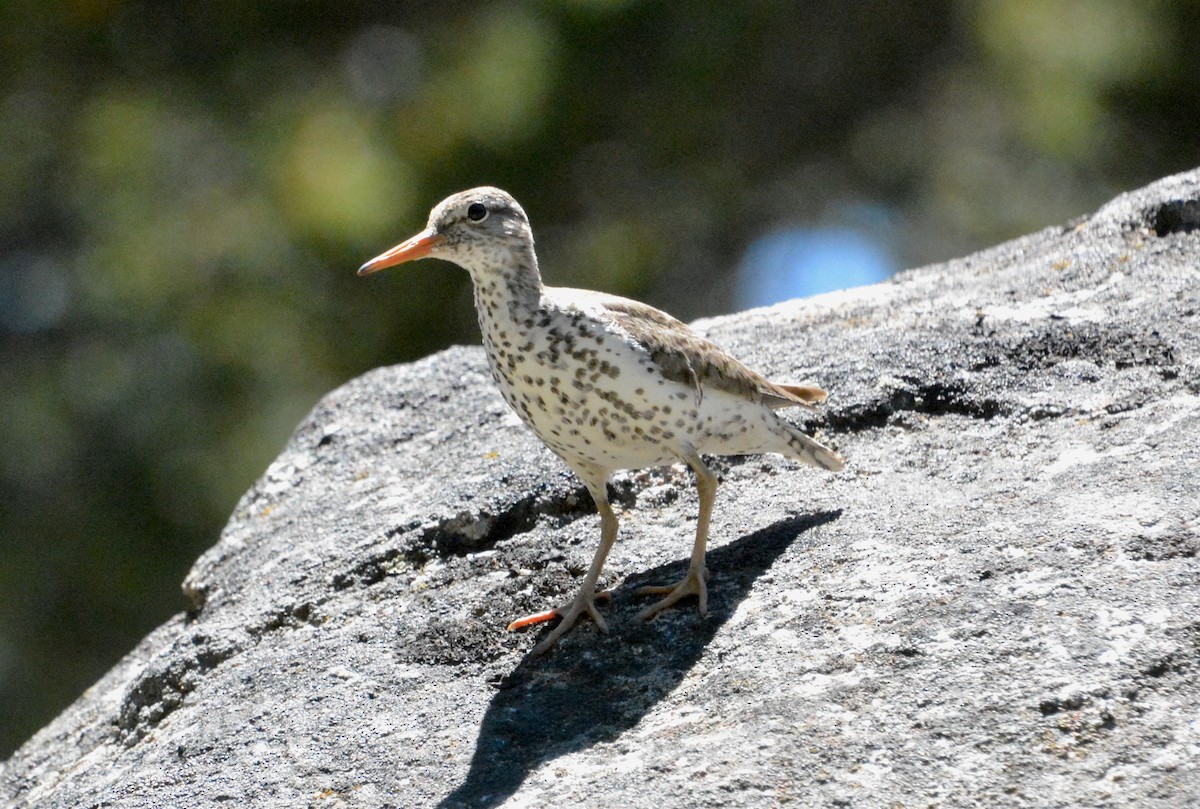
[4,169,1198,808]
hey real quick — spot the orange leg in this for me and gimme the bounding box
[637,451,714,620]
[508,474,618,654]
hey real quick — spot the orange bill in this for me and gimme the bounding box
[357,229,445,275]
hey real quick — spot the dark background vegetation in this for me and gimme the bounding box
[2,0,1197,757]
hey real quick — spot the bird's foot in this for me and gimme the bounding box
[635,565,708,621]
[507,589,611,654]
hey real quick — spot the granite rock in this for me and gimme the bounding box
[3,170,1199,808]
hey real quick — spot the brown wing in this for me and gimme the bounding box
[766,383,829,408]
[597,298,822,411]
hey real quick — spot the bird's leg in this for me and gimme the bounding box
[637,451,715,620]
[508,477,618,654]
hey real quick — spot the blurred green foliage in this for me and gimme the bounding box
[2,0,1197,756]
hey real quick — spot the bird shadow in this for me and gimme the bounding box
[436,509,842,808]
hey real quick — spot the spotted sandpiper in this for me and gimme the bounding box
[360,187,844,654]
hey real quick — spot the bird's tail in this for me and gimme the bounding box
[781,422,845,472]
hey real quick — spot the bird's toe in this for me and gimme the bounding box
[636,566,708,621]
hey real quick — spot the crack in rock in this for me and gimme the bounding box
[403,482,596,564]
[824,321,1179,434]
[994,324,1178,372]
[117,603,324,746]
[330,547,405,591]
[1152,198,1200,236]
[327,482,602,592]
[826,378,1003,433]
[116,636,241,746]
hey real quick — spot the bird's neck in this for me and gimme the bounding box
[467,248,543,321]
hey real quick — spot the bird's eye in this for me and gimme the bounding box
[467,202,488,222]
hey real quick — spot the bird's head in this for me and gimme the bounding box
[358,187,535,277]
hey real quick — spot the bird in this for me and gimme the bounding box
[359,187,844,654]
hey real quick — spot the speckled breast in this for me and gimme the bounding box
[477,309,774,471]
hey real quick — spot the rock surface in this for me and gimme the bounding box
[4,170,1200,808]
